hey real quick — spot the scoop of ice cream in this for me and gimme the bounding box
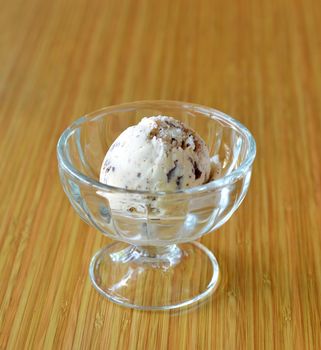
[99,116,211,192]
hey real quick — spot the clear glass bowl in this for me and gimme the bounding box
[57,101,256,310]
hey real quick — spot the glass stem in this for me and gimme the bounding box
[134,244,183,266]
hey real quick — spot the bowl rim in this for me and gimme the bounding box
[57,100,256,196]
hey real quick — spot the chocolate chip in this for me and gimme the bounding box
[194,163,202,179]
[190,159,202,179]
[176,176,183,189]
[165,120,177,128]
[137,172,141,178]
[166,160,178,182]
[111,166,115,172]
[102,159,111,173]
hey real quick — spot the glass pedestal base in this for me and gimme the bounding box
[89,241,220,311]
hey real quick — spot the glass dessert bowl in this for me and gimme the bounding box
[57,100,256,310]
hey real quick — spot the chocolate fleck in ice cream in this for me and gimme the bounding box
[100,116,211,191]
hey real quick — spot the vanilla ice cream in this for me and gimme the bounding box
[100,116,211,192]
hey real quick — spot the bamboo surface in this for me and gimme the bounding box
[1,0,321,349]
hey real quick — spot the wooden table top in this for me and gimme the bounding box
[1,0,320,348]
